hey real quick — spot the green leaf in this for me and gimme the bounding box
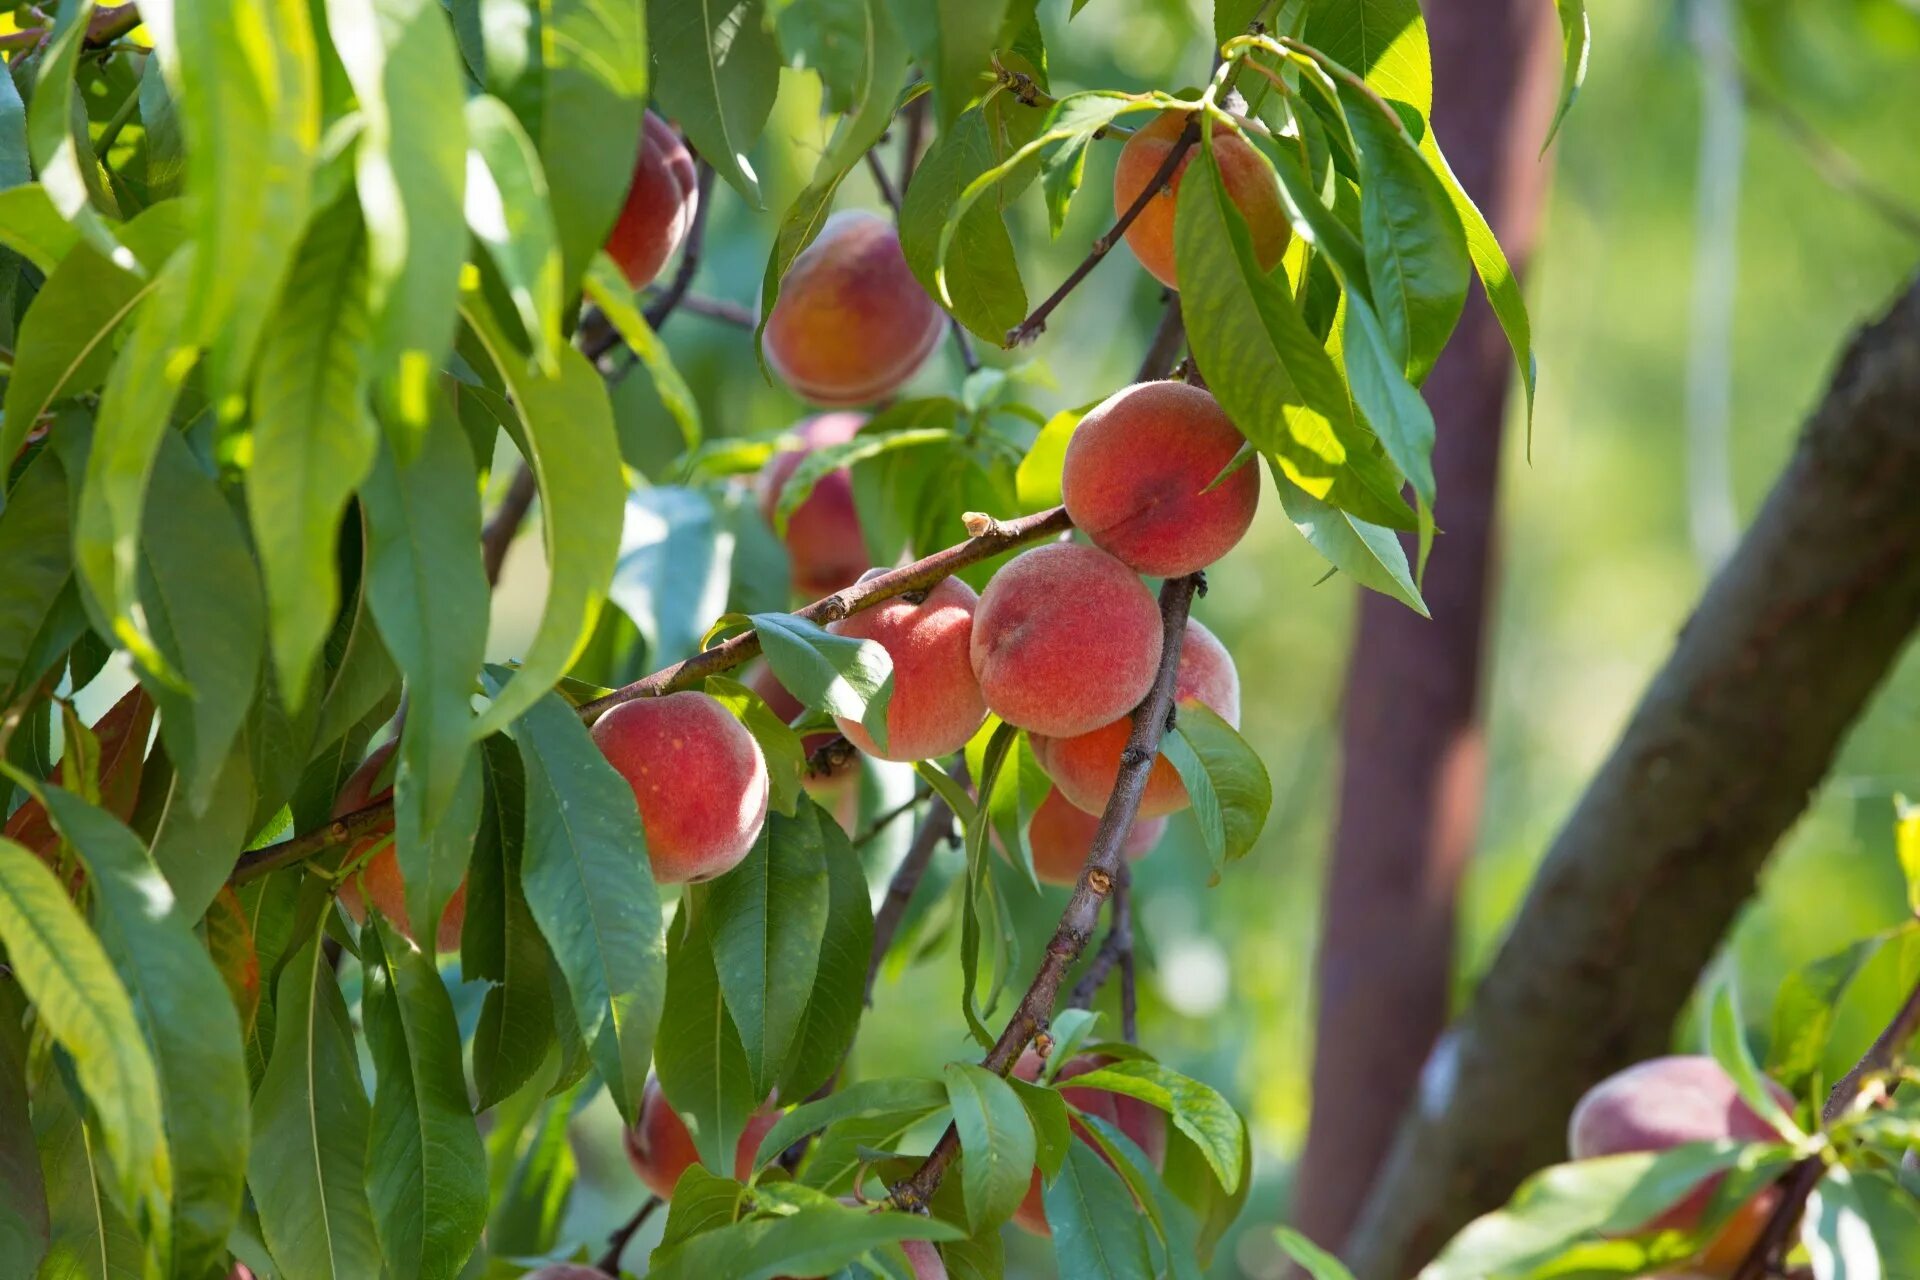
[464,305,626,740]
[1803,1165,1878,1280]
[777,797,875,1100]
[1269,461,1427,615]
[35,786,249,1278]
[771,424,956,533]
[608,485,734,666]
[0,977,44,1274]
[946,1062,1037,1232]
[1176,136,1412,532]
[1162,704,1271,875]
[25,0,120,253]
[1043,1141,1154,1280]
[753,612,895,754]
[1340,288,1437,509]
[899,107,1028,344]
[149,736,257,926]
[0,840,169,1249]
[657,894,759,1173]
[0,449,70,701]
[362,919,488,1280]
[1301,0,1432,120]
[886,0,1010,127]
[1010,1074,1071,1179]
[1706,982,1804,1142]
[249,937,382,1280]
[1059,1059,1244,1194]
[1276,1227,1357,1280]
[648,0,780,205]
[707,811,831,1098]
[585,253,702,450]
[511,689,665,1125]
[249,199,378,711]
[707,674,806,817]
[31,1057,147,1279]
[646,1200,963,1280]
[1546,0,1590,150]
[751,1076,948,1170]
[359,401,488,928]
[464,94,563,373]
[1898,800,1920,918]
[0,184,80,274]
[326,0,468,423]
[143,0,319,393]
[1769,934,1886,1088]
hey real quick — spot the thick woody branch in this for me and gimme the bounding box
[887,574,1200,1210]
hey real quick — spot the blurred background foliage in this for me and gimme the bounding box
[62,0,1916,1272]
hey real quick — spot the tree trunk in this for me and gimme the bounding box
[1291,0,1560,1251]
[1344,276,1920,1278]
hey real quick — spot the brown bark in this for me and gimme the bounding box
[1292,0,1561,1251]
[1345,275,1920,1277]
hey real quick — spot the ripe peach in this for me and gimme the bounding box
[1568,1056,1795,1271]
[755,413,871,599]
[525,1267,613,1280]
[592,692,770,884]
[1113,109,1288,291]
[605,111,699,288]
[333,742,467,954]
[969,543,1163,739]
[1024,787,1167,886]
[1062,381,1259,577]
[625,1076,782,1199]
[1010,1049,1168,1236]
[827,574,986,762]
[761,211,946,407]
[1035,618,1239,819]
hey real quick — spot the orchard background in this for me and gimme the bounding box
[7,0,1920,1279]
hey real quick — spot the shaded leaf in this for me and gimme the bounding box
[649,0,780,205]
[1060,1059,1244,1194]
[751,1076,947,1170]
[947,1062,1037,1232]
[1269,460,1426,615]
[0,450,71,704]
[657,893,759,1173]
[752,612,894,754]
[464,94,563,372]
[776,797,874,1100]
[1043,1140,1154,1280]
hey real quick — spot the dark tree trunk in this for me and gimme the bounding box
[1345,276,1920,1277]
[1291,0,1561,1252]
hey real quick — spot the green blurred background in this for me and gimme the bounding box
[480,0,1920,1271]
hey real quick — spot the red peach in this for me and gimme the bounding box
[591,692,770,884]
[605,111,699,288]
[1062,381,1259,577]
[969,543,1163,739]
[1113,109,1289,291]
[755,413,871,599]
[1035,618,1239,819]
[624,1076,782,1199]
[1010,1049,1168,1236]
[1024,787,1167,886]
[761,211,946,407]
[827,575,986,762]
[333,742,467,954]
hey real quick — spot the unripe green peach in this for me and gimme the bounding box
[1025,787,1167,886]
[761,211,946,407]
[1062,381,1259,577]
[755,413,871,599]
[332,742,467,954]
[624,1076,782,1199]
[605,111,699,288]
[1035,618,1239,818]
[828,574,986,762]
[591,692,770,884]
[1113,109,1288,290]
[1010,1048,1167,1236]
[969,543,1163,739]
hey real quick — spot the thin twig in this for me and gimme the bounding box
[1824,972,1920,1122]
[1005,118,1199,348]
[662,293,755,329]
[898,94,929,196]
[887,574,1202,1210]
[480,464,538,586]
[596,1195,662,1276]
[853,789,929,850]
[866,149,903,218]
[1067,864,1136,1042]
[1133,297,1186,383]
[230,507,1072,885]
[643,162,718,331]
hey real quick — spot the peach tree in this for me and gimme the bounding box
[22,1,1919,1279]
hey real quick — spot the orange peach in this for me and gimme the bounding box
[333,742,467,954]
[592,692,770,884]
[1023,787,1167,886]
[1035,618,1238,819]
[755,413,871,599]
[827,574,986,762]
[969,543,1163,739]
[1113,109,1288,291]
[625,1076,782,1199]
[1011,1049,1167,1236]
[1062,381,1259,577]
[761,211,946,407]
[605,111,699,288]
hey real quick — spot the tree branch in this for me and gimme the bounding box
[886,574,1201,1210]
[1068,863,1137,1043]
[1005,119,1198,348]
[1344,277,1920,1278]
[596,1195,661,1276]
[0,2,140,52]
[1133,298,1186,383]
[865,766,967,1004]
[480,463,538,586]
[643,161,718,332]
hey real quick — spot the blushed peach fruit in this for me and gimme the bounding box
[755,413,871,599]
[1113,108,1289,291]
[333,742,468,954]
[1024,787,1168,886]
[1569,1056,1795,1273]
[1035,618,1239,819]
[625,1076,782,1199]
[761,211,946,407]
[969,543,1163,739]
[828,574,986,762]
[592,692,771,884]
[1062,381,1259,577]
[746,661,860,830]
[606,111,699,288]
[526,1267,615,1280]
[1010,1049,1168,1236]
